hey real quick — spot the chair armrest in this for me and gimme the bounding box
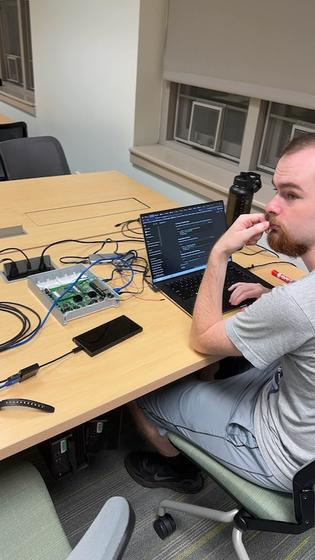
[66,496,135,560]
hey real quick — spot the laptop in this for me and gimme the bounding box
[140,201,272,316]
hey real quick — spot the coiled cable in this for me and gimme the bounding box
[0,301,41,352]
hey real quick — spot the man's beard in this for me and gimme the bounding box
[265,213,307,257]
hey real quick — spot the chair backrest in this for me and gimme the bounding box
[0,121,28,141]
[0,122,28,180]
[0,461,135,560]
[0,461,72,560]
[0,135,71,180]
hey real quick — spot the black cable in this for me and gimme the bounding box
[237,248,270,256]
[0,235,143,274]
[0,248,32,270]
[237,245,279,257]
[38,237,136,266]
[256,243,279,257]
[102,251,139,286]
[39,238,110,268]
[0,347,82,387]
[115,218,141,228]
[103,268,118,283]
[124,219,142,235]
[0,302,41,352]
[144,277,159,292]
[43,237,140,266]
[247,260,298,270]
[38,346,82,369]
[118,255,150,296]
[59,240,122,265]
[116,218,144,241]
[59,255,91,264]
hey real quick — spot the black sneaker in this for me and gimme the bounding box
[124,451,204,494]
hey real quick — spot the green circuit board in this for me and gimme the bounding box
[28,265,120,324]
[43,278,116,313]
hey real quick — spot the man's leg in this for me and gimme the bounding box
[125,364,223,493]
[125,365,286,493]
[127,362,221,453]
[128,401,179,457]
[125,398,204,494]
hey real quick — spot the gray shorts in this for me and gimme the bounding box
[138,364,288,491]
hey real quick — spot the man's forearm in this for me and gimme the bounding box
[189,213,269,356]
[190,247,228,349]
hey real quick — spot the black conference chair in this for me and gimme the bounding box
[0,460,135,560]
[0,121,28,180]
[0,121,28,141]
[0,135,71,180]
[153,432,315,560]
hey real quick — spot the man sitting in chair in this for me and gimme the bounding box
[125,133,315,494]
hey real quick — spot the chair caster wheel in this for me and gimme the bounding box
[153,513,176,540]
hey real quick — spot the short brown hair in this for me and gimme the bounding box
[282,132,315,157]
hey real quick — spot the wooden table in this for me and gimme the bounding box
[0,171,305,460]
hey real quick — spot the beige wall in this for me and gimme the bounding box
[0,0,204,205]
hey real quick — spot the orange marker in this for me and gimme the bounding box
[271,269,293,283]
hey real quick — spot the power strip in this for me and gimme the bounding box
[28,265,119,325]
[3,255,54,281]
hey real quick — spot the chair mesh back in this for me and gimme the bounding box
[0,122,28,180]
[0,136,71,180]
[0,121,28,141]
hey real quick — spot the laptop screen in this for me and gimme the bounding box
[141,201,227,284]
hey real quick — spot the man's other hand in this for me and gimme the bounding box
[228,282,270,306]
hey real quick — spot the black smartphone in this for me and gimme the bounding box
[73,315,143,356]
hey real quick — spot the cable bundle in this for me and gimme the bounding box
[0,301,41,352]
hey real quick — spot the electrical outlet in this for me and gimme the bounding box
[3,255,55,281]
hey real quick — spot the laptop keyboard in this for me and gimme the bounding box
[169,272,203,301]
[168,264,263,311]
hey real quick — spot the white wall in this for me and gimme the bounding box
[0,0,203,205]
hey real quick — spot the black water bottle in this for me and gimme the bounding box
[225,172,262,227]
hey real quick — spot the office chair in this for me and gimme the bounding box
[153,432,315,560]
[0,135,71,180]
[0,121,28,180]
[0,460,135,560]
[0,121,28,141]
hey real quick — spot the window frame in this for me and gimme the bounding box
[187,101,223,152]
[173,84,249,163]
[257,102,315,173]
[291,124,315,140]
[0,0,35,114]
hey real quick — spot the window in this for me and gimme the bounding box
[170,84,315,174]
[0,0,35,111]
[174,85,249,162]
[258,103,315,172]
[131,1,315,210]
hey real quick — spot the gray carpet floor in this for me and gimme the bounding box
[34,441,315,560]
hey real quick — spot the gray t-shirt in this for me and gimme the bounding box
[225,271,315,490]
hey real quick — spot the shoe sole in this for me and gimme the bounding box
[124,457,204,494]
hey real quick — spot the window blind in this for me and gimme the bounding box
[163,0,315,109]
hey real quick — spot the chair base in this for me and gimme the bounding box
[154,498,250,560]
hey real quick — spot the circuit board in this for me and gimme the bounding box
[28,265,119,324]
